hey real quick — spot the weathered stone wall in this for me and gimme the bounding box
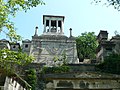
[68,64,96,72]
[31,35,78,66]
[44,73,120,90]
[46,79,120,90]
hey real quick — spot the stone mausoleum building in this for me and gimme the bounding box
[22,15,78,66]
[96,30,120,62]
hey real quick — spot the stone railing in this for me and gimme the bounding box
[4,76,31,90]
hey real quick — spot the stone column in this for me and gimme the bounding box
[35,26,38,36]
[69,28,72,37]
[49,19,51,32]
[44,20,46,33]
[56,20,58,32]
[61,20,64,34]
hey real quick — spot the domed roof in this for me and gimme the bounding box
[22,39,31,43]
[24,39,31,41]
[0,39,9,42]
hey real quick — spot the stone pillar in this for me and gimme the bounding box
[69,28,72,37]
[61,20,64,34]
[34,26,38,36]
[56,20,58,32]
[49,20,51,32]
[72,81,80,89]
[44,20,46,33]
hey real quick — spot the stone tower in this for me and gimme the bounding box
[97,30,108,43]
[23,15,78,66]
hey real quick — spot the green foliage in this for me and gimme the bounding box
[53,55,59,65]
[0,49,34,73]
[106,0,120,10]
[25,69,37,90]
[52,52,67,66]
[0,0,45,41]
[76,32,97,61]
[97,53,120,74]
[62,51,67,65]
[42,66,70,74]
[93,0,120,11]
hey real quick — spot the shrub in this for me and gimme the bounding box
[25,69,37,90]
[96,53,120,74]
[42,66,70,74]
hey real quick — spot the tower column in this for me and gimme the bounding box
[44,20,46,33]
[56,20,58,32]
[61,20,64,34]
[49,19,51,32]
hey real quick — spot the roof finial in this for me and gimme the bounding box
[69,28,72,37]
[34,26,38,36]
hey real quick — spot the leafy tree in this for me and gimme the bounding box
[93,0,120,11]
[97,53,120,74]
[0,0,44,88]
[0,0,45,41]
[114,30,120,36]
[0,49,34,73]
[76,32,98,62]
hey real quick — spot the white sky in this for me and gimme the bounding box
[1,0,120,40]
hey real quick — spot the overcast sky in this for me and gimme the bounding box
[1,0,120,40]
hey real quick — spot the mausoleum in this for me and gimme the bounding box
[22,15,78,66]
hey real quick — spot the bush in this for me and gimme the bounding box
[25,69,37,90]
[96,53,120,74]
[42,66,70,74]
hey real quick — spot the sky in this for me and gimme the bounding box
[1,0,120,40]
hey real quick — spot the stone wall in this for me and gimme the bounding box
[44,72,120,90]
[68,64,96,72]
[47,79,120,90]
[30,34,78,66]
